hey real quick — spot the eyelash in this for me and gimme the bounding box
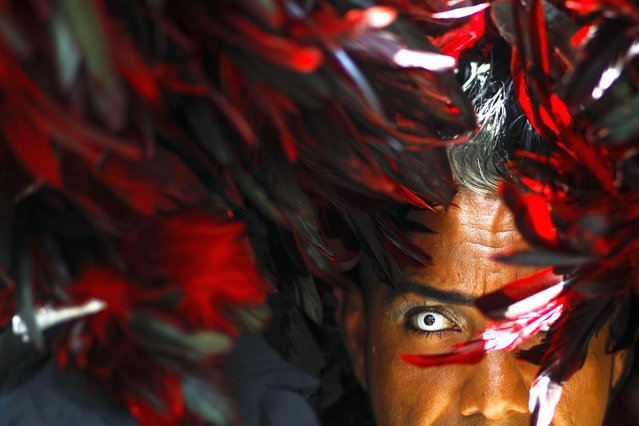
[401,304,462,336]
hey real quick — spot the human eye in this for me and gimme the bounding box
[403,306,461,335]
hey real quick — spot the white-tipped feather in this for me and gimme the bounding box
[529,375,563,426]
[12,299,106,343]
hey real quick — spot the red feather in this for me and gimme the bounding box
[499,181,557,248]
[431,10,487,60]
[1,101,62,186]
[122,211,270,333]
[57,211,269,423]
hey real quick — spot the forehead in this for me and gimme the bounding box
[405,189,541,298]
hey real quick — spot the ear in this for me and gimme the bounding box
[334,286,368,389]
[611,348,630,390]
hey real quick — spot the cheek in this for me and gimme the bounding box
[366,310,466,426]
[552,335,613,426]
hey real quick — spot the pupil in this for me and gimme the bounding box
[424,314,436,326]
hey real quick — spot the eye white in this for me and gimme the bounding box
[413,311,447,331]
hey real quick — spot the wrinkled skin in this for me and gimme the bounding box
[338,189,627,425]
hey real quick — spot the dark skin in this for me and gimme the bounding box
[337,189,628,425]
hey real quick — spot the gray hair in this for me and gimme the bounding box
[447,63,513,194]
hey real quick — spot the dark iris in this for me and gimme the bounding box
[424,314,436,326]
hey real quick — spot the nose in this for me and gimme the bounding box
[459,350,530,420]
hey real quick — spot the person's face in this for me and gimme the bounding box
[339,189,627,425]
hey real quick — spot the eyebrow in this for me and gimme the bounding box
[386,281,475,305]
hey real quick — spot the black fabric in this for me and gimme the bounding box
[224,333,320,426]
[0,359,137,426]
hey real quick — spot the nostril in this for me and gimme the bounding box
[462,404,531,425]
[482,403,523,421]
